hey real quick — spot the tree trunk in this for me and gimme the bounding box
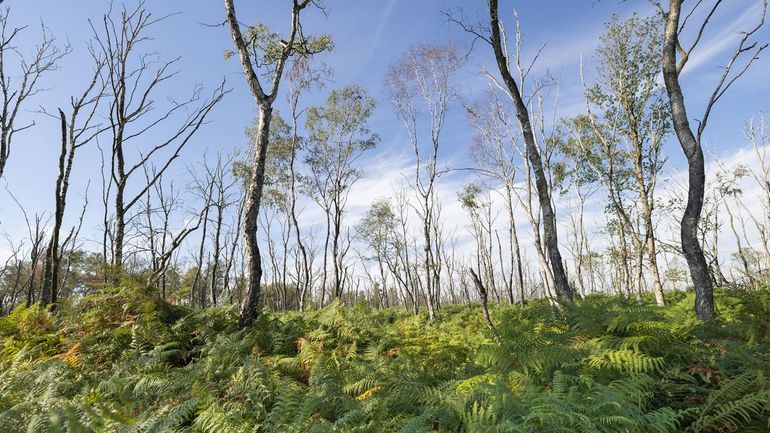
[223,196,244,303]
[631,132,666,306]
[505,185,525,305]
[469,268,501,344]
[662,1,715,320]
[320,210,331,306]
[113,183,125,276]
[422,210,436,320]
[487,0,571,301]
[239,104,272,328]
[41,110,69,307]
[192,197,211,308]
[332,198,343,299]
[210,206,223,306]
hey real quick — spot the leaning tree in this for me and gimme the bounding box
[659,0,767,320]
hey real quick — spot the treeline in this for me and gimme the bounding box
[0,1,768,325]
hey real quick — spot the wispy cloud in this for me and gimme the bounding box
[681,2,766,76]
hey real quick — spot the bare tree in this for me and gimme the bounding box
[190,157,217,308]
[93,3,226,276]
[208,154,238,306]
[388,186,420,314]
[660,0,767,320]
[146,174,182,298]
[6,190,48,307]
[0,235,24,313]
[744,114,770,272]
[146,212,203,293]
[40,50,106,307]
[468,92,527,305]
[222,190,245,305]
[477,0,572,301]
[286,60,329,310]
[386,43,462,319]
[224,0,331,328]
[0,9,68,179]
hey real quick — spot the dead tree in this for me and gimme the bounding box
[222,194,245,305]
[190,157,216,308]
[93,3,226,276]
[40,51,106,307]
[56,184,88,299]
[152,177,181,298]
[146,216,203,291]
[468,92,527,305]
[286,60,329,310]
[744,115,770,273]
[209,154,238,306]
[6,190,48,307]
[0,9,68,179]
[0,236,23,313]
[136,167,188,298]
[469,267,501,345]
[386,43,462,320]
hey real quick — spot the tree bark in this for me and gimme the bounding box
[662,1,715,320]
[469,268,501,344]
[224,0,311,326]
[41,111,68,306]
[487,0,571,301]
[632,135,666,306]
[239,104,272,327]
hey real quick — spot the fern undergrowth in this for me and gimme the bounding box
[1,287,768,432]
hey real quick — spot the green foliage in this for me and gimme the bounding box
[224,22,333,66]
[1,288,769,432]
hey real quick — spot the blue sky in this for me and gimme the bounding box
[1,0,769,263]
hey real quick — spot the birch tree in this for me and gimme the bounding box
[0,9,68,179]
[305,85,378,302]
[94,4,226,275]
[468,92,527,305]
[224,0,331,328]
[582,13,669,305]
[285,61,330,310]
[484,0,572,301]
[660,0,767,320]
[386,43,462,319]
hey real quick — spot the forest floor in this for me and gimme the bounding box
[1,287,769,432]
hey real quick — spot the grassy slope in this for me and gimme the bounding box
[0,288,769,432]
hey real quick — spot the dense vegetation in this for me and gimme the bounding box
[1,2,769,432]
[1,287,768,432]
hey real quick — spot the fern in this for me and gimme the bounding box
[0,288,768,432]
[689,372,769,433]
